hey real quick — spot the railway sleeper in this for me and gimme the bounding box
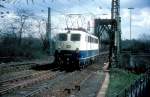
[1,71,50,84]
[0,73,56,96]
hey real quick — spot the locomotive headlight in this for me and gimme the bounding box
[76,48,79,53]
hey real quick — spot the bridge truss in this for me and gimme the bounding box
[94,0,121,67]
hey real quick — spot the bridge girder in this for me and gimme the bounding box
[94,0,121,67]
[94,19,117,66]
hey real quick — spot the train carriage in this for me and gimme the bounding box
[54,28,99,69]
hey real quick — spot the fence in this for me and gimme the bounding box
[116,69,150,97]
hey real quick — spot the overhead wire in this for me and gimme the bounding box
[6,0,112,29]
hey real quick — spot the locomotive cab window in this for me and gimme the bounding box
[58,33,67,41]
[71,34,81,41]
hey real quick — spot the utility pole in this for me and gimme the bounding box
[128,8,134,46]
[47,7,52,55]
[128,7,134,66]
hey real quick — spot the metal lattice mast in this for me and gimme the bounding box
[111,0,121,66]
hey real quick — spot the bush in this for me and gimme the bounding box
[122,39,150,52]
[0,34,50,60]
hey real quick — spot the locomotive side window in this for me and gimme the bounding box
[58,34,67,41]
[71,34,81,41]
[87,36,98,43]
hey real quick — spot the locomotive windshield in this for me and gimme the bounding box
[71,34,81,41]
[58,33,67,41]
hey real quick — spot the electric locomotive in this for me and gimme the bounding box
[54,28,99,69]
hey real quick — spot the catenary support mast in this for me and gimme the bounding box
[111,0,121,67]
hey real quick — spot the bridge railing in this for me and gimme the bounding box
[116,70,150,97]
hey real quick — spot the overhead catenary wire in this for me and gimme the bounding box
[5,0,110,18]
[2,0,111,31]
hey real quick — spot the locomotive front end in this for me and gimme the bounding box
[54,31,81,69]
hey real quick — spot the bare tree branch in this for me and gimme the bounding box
[15,8,34,45]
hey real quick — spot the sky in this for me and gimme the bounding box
[1,0,150,39]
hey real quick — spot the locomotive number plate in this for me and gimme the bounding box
[66,45,71,48]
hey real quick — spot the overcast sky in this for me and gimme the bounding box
[2,0,150,39]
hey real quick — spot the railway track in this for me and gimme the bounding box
[21,70,91,97]
[0,70,46,84]
[23,63,105,97]
[0,70,43,83]
[1,70,66,97]
[0,67,61,95]
[23,71,74,97]
[0,67,99,97]
[0,57,54,75]
[0,63,37,76]
[0,54,108,97]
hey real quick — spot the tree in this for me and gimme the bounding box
[15,8,34,45]
[35,19,51,53]
[139,34,150,52]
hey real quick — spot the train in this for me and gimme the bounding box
[54,28,99,69]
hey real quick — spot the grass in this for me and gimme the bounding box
[106,68,139,97]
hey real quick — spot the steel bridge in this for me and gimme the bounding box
[94,0,121,67]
